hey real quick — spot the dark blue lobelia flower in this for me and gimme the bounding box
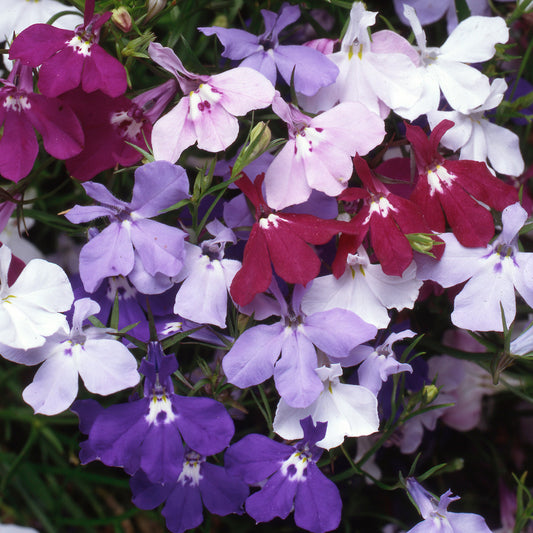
[225,416,342,533]
[71,341,235,485]
[130,448,249,533]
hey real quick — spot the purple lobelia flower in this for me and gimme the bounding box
[9,0,127,98]
[223,281,377,408]
[405,477,492,532]
[130,449,249,533]
[199,2,339,96]
[225,417,342,533]
[71,342,235,485]
[0,61,84,182]
[65,160,189,294]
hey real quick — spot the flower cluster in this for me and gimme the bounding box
[2,0,533,532]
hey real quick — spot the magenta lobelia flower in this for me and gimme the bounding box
[333,156,443,277]
[406,119,518,248]
[9,0,127,98]
[228,173,353,306]
[0,61,84,182]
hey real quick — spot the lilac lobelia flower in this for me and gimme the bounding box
[174,219,241,328]
[130,449,249,533]
[199,2,339,96]
[405,477,492,532]
[416,202,533,331]
[148,42,275,163]
[1,298,140,415]
[225,417,342,533]
[223,282,377,408]
[0,61,84,182]
[9,0,127,98]
[72,342,235,485]
[65,160,190,294]
[264,93,385,209]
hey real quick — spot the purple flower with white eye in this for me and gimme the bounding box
[222,281,377,408]
[130,449,249,533]
[65,160,190,294]
[148,42,274,163]
[174,219,241,328]
[199,2,339,96]
[405,477,492,532]
[1,298,139,415]
[71,342,234,485]
[416,202,533,331]
[225,417,342,533]
[0,61,84,182]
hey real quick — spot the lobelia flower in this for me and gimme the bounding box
[400,5,508,117]
[225,417,342,533]
[198,2,339,97]
[229,172,352,306]
[72,342,235,485]
[416,202,533,332]
[148,42,275,163]
[264,94,385,210]
[1,298,140,415]
[65,160,190,293]
[405,477,492,533]
[301,246,423,330]
[0,61,84,182]
[0,244,73,350]
[333,155,444,277]
[394,0,491,34]
[405,119,518,248]
[353,330,415,395]
[9,0,127,98]
[299,2,422,119]
[427,78,525,176]
[130,449,249,533]
[273,363,379,449]
[174,219,241,328]
[223,282,377,408]
[57,84,167,181]
[428,351,500,432]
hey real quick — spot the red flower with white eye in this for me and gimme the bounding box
[405,120,518,248]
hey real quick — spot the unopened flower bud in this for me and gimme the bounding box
[146,0,167,22]
[406,232,442,257]
[422,384,439,404]
[112,7,132,32]
[232,122,271,179]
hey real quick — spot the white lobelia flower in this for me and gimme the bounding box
[401,5,508,116]
[0,298,140,415]
[273,364,379,449]
[301,246,422,330]
[0,245,73,349]
[299,2,423,119]
[427,78,525,176]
